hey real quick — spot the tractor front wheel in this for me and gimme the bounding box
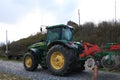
[46,45,75,76]
[23,52,38,71]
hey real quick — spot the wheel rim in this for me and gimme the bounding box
[101,55,115,68]
[50,51,65,70]
[25,56,32,68]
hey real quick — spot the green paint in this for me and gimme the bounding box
[29,42,46,50]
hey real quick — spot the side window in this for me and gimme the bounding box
[47,28,59,42]
[62,28,72,41]
[62,28,67,40]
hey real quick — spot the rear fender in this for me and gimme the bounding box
[47,41,76,50]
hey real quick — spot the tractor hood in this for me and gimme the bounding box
[28,42,46,50]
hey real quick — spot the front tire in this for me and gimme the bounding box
[23,52,38,71]
[46,45,75,76]
[7,55,12,59]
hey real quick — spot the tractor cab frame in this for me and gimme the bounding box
[46,24,73,45]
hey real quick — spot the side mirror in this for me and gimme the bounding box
[40,27,42,33]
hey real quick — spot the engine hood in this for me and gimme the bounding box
[28,42,46,50]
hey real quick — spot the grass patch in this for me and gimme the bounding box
[99,68,109,72]
[0,72,30,80]
[0,55,8,61]
[0,55,23,62]
[100,68,120,73]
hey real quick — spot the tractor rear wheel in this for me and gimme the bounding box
[23,52,38,71]
[71,60,85,72]
[46,45,75,76]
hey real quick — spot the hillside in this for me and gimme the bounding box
[0,21,120,58]
[0,33,46,58]
[69,21,120,44]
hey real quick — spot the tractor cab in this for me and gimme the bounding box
[46,24,73,44]
[27,24,74,50]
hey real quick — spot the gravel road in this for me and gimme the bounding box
[0,60,120,80]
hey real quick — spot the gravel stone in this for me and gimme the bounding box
[0,60,120,80]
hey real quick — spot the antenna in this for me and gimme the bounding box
[78,9,80,26]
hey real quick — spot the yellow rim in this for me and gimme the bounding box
[25,55,32,68]
[50,51,65,70]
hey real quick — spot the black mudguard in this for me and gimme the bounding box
[47,40,76,50]
[28,48,41,64]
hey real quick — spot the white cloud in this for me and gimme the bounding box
[42,13,57,25]
[0,8,58,42]
[54,0,65,5]
[17,8,57,33]
[0,23,15,43]
[1,0,120,43]
[77,0,118,24]
[54,0,69,6]
[116,0,120,20]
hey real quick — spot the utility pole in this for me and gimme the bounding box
[78,9,80,26]
[114,0,117,42]
[115,0,117,25]
[5,30,8,53]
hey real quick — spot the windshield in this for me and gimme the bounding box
[62,28,73,41]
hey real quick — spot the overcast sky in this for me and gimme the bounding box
[0,0,120,43]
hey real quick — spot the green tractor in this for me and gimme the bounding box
[23,24,96,76]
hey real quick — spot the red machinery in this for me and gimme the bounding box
[107,44,120,51]
[80,42,100,58]
[80,42,120,71]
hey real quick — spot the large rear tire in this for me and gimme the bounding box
[23,52,38,71]
[46,45,75,76]
[72,60,85,72]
